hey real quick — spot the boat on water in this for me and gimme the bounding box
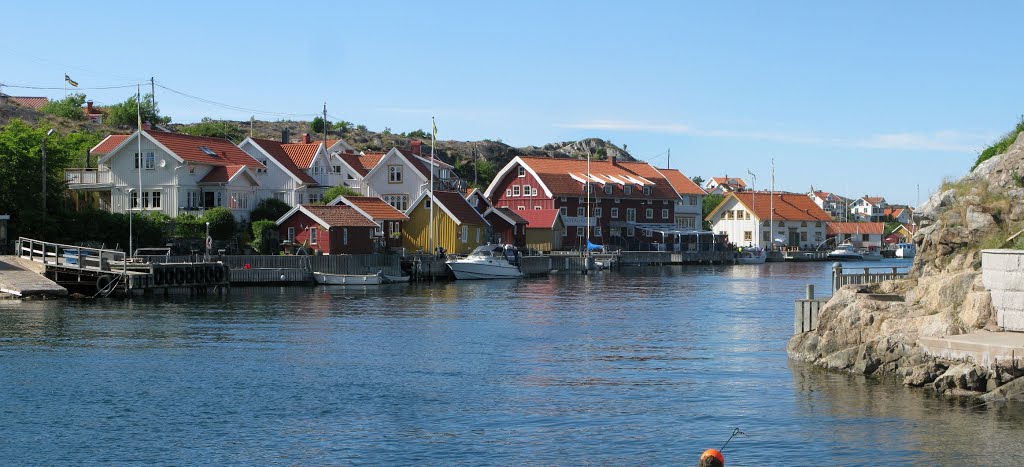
[826,242,863,261]
[736,246,767,264]
[446,244,523,280]
[313,271,410,285]
[895,242,916,259]
[859,246,882,261]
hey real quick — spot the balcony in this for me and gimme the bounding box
[65,168,112,187]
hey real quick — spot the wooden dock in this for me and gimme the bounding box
[0,255,67,298]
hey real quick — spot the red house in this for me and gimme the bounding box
[484,207,528,247]
[327,195,410,250]
[483,156,682,250]
[275,204,378,254]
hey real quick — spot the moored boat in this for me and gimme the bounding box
[826,243,863,261]
[446,244,523,280]
[895,242,916,259]
[859,246,882,261]
[313,271,410,285]
[735,246,767,264]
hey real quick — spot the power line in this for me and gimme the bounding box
[1,82,139,91]
[155,82,316,118]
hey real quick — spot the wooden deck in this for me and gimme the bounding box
[0,256,67,298]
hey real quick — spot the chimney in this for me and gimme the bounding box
[411,140,422,156]
[608,155,616,167]
[142,122,152,131]
[281,128,290,143]
[303,133,311,144]
[87,100,94,113]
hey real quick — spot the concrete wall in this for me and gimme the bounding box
[982,249,1024,332]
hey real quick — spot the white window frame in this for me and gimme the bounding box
[645,208,653,219]
[310,227,319,244]
[461,225,469,243]
[627,208,636,222]
[518,166,526,177]
[595,207,602,217]
[287,227,296,242]
[388,165,403,183]
[661,208,668,220]
[512,185,520,197]
[611,207,619,219]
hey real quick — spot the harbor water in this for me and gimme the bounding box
[2,260,1023,465]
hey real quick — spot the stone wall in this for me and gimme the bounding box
[982,249,1024,331]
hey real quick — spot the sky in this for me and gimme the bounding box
[3,1,1023,207]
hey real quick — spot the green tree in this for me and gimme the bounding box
[407,129,429,139]
[173,212,205,238]
[250,219,278,254]
[702,193,725,229]
[201,207,236,240]
[311,116,331,134]
[322,185,360,204]
[180,118,244,142]
[355,124,368,132]
[332,120,353,134]
[40,93,88,121]
[691,176,705,186]
[250,198,291,222]
[105,93,169,128]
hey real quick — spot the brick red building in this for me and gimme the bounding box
[483,156,683,250]
[275,204,378,254]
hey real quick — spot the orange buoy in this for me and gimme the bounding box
[700,448,725,466]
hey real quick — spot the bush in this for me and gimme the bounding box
[322,185,360,204]
[250,198,291,222]
[40,93,88,121]
[250,220,278,254]
[973,116,1024,170]
[201,207,236,240]
[174,213,204,238]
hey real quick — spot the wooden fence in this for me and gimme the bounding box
[832,264,910,292]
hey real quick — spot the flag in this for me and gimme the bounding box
[65,74,78,87]
[432,117,437,141]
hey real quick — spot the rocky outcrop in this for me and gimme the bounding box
[789,131,1024,400]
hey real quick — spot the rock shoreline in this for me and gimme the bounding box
[787,133,1024,401]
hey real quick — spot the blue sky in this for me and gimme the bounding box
[3,1,1023,206]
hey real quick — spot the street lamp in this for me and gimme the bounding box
[41,129,55,214]
[125,187,134,258]
[205,221,211,261]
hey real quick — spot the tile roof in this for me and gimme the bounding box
[862,196,886,205]
[335,152,378,176]
[827,222,886,235]
[147,130,263,169]
[658,168,706,196]
[198,165,246,184]
[490,207,529,225]
[281,142,322,169]
[432,191,488,225]
[91,134,130,156]
[517,208,562,229]
[302,205,378,228]
[249,138,318,185]
[1,94,48,109]
[712,177,747,188]
[813,191,834,200]
[518,156,680,199]
[342,196,409,221]
[729,192,832,221]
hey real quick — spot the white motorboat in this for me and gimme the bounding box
[859,247,882,261]
[313,271,410,285]
[446,244,523,280]
[895,242,916,259]
[735,246,767,264]
[826,243,863,261]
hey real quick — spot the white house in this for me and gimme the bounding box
[706,191,831,249]
[826,222,885,249]
[850,196,887,222]
[704,176,747,195]
[238,137,321,207]
[66,128,264,221]
[660,168,706,230]
[808,190,848,220]
[356,143,464,212]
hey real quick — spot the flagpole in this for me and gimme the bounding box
[134,84,144,258]
[429,116,436,254]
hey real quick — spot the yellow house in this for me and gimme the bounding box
[518,208,565,252]
[403,191,490,255]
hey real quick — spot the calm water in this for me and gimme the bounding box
[2,260,1023,465]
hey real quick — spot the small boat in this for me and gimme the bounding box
[895,242,916,259]
[859,246,882,261]
[735,246,767,264]
[313,271,410,285]
[826,242,863,261]
[446,244,523,280]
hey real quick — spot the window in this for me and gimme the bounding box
[744,231,752,242]
[815,232,823,241]
[624,185,632,195]
[661,209,669,219]
[389,222,400,238]
[611,207,619,219]
[383,195,408,211]
[142,191,151,209]
[273,192,286,202]
[745,212,750,220]
[535,206,541,210]
[595,207,602,217]
[676,216,695,229]
[778,220,784,227]
[800,232,808,241]
[287,227,296,242]
[594,226,602,237]
[801,221,808,227]
[531,187,538,197]
[604,185,612,195]
[689,196,699,206]
[762,230,770,241]
[727,211,734,220]
[643,186,651,196]
[333,165,342,173]
[862,233,870,242]
[518,166,526,177]
[152,191,162,209]
[186,191,201,208]
[506,188,512,197]
[517,206,525,210]
[461,225,469,243]
[130,191,139,208]
[577,207,585,217]
[469,196,479,207]
[560,197,567,202]
[310,227,319,244]
[134,152,155,170]
[626,208,636,222]
[512,185,520,197]
[477,228,481,243]
[343,228,349,245]
[559,207,567,216]
[816,221,822,227]
[308,192,322,204]
[645,208,653,219]
[388,165,403,183]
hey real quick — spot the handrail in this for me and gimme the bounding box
[17,237,127,277]
[831,263,910,292]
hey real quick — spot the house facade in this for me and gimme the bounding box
[826,222,885,249]
[355,143,464,214]
[706,192,831,249]
[517,209,565,252]
[403,191,489,255]
[808,190,848,219]
[704,176,747,195]
[659,168,706,230]
[327,195,409,250]
[239,137,321,207]
[484,207,527,247]
[275,204,378,254]
[850,196,888,222]
[483,156,682,251]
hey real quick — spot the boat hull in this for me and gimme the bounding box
[826,253,863,261]
[313,272,410,285]
[447,261,523,280]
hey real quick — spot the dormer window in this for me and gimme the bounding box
[643,186,651,196]
[624,185,632,195]
[604,185,612,195]
[518,166,526,177]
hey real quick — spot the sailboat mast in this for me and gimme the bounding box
[429,117,436,254]
[586,154,591,251]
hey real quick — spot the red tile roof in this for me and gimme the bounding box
[335,152,379,176]
[198,165,247,184]
[1,95,48,109]
[250,138,318,185]
[302,205,378,228]
[147,130,263,169]
[281,142,322,169]
[91,134,130,156]
[432,191,488,225]
[827,222,885,235]
[658,168,706,196]
[729,192,831,221]
[341,196,409,221]
[862,196,886,205]
[712,177,747,188]
[518,156,680,199]
[517,209,562,229]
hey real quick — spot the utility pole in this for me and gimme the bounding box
[667,148,671,169]
[473,146,478,186]
[323,102,328,143]
[150,77,155,109]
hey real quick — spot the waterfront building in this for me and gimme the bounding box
[238,135,335,207]
[65,128,265,221]
[517,209,565,252]
[886,223,918,244]
[659,168,706,230]
[884,206,914,224]
[275,204,379,254]
[704,176,747,195]
[403,191,489,255]
[850,195,888,222]
[706,191,831,249]
[327,195,409,251]
[483,156,682,251]
[484,207,528,247]
[826,222,885,249]
[807,189,849,219]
